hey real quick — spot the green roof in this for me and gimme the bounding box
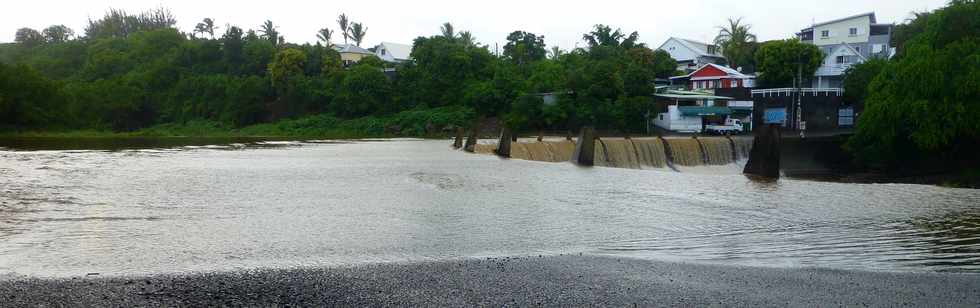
[729,106,753,115]
[679,106,732,116]
[655,94,735,100]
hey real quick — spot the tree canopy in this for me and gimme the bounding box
[754,39,823,87]
[847,0,980,166]
[1,8,681,137]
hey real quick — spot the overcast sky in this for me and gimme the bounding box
[2,0,948,50]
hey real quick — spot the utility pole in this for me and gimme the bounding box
[795,55,804,137]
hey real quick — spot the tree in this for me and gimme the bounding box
[891,11,931,56]
[714,17,757,70]
[582,24,643,49]
[754,39,823,87]
[0,63,67,127]
[503,31,547,69]
[14,28,45,47]
[84,7,176,39]
[337,14,350,44]
[548,46,564,59]
[195,18,217,39]
[458,31,476,47]
[440,22,455,39]
[334,64,392,117]
[317,28,334,46]
[349,22,367,46]
[268,48,306,88]
[258,20,278,44]
[42,25,74,43]
[842,58,887,105]
[847,0,980,166]
[222,26,245,72]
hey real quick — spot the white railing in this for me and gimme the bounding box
[750,88,844,97]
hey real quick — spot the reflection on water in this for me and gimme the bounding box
[0,139,979,278]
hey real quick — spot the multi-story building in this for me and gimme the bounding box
[797,12,895,88]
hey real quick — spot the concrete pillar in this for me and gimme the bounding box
[452,127,464,149]
[463,123,479,153]
[571,126,596,166]
[743,124,781,178]
[495,127,512,158]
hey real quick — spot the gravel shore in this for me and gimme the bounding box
[2,255,978,307]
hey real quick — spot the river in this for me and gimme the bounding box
[1,138,978,278]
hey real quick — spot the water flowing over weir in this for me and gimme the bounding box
[473,137,751,171]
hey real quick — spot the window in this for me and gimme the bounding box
[821,30,829,38]
[707,80,713,89]
[849,28,858,36]
[836,56,849,64]
[381,49,386,56]
[731,80,738,88]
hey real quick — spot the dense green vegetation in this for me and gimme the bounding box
[753,39,823,87]
[0,8,677,138]
[845,0,979,173]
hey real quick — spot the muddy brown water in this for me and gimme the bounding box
[1,138,979,277]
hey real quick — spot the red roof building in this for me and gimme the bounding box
[670,63,756,90]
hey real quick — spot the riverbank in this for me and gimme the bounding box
[2,255,978,307]
[0,106,474,140]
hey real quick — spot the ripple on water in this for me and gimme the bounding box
[0,139,978,277]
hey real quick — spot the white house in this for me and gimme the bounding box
[798,12,895,88]
[656,37,726,73]
[374,42,412,63]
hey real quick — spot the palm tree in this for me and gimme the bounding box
[317,28,334,46]
[202,18,217,38]
[259,20,278,44]
[549,46,564,59]
[458,30,476,47]
[337,14,350,44]
[349,22,367,46]
[714,17,757,69]
[440,22,455,39]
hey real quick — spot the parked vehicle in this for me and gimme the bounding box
[705,118,744,135]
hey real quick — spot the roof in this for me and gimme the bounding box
[333,44,373,55]
[655,93,735,100]
[802,12,877,31]
[678,106,732,116]
[670,63,755,80]
[378,42,412,60]
[657,37,724,58]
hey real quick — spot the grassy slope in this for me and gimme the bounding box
[1,107,473,139]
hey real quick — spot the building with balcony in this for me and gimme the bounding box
[797,12,894,88]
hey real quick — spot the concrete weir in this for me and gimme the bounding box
[495,127,513,157]
[571,127,596,166]
[452,128,464,149]
[463,128,478,153]
[743,124,781,178]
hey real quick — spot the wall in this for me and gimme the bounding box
[752,93,846,131]
[658,38,699,62]
[812,15,872,46]
[654,105,702,133]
